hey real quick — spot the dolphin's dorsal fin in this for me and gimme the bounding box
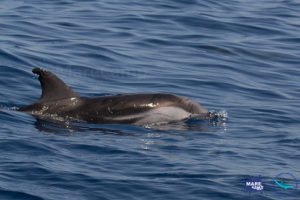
[32,68,80,102]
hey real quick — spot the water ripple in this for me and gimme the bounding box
[0,0,300,199]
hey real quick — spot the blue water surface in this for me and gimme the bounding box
[0,0,300,199]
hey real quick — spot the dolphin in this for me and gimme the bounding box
[273,179,293,190]
[18,68,209,126]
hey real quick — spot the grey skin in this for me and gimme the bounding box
[18,68,209,126]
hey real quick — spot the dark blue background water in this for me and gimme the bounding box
[0,0,299,199]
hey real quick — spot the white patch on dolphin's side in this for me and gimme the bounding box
[104,107,191,126]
